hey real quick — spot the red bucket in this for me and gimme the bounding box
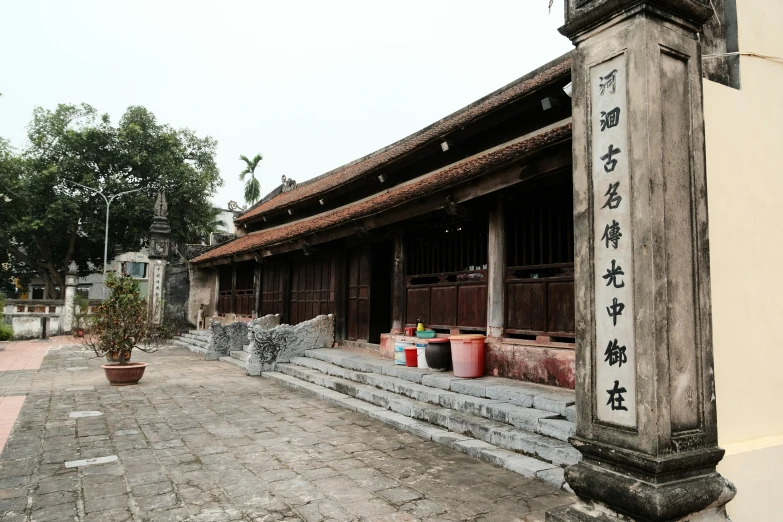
[404,346,418,367]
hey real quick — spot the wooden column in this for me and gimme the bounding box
[230,262,237,315]
[253,262,262,318]
[333,248,348,342]
[390,228,405,334]
[486,194,506,338]
[212,270,220,318]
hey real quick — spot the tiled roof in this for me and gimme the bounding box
[235,53,572,224]
[192,122,572,264]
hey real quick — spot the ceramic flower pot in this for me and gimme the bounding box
[101,362,148,386]
[105,350,132,364]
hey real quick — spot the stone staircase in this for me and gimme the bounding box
[262,348,579,490]
[221,344,250,369]
[172,330,210,355]
[173,330,251,369]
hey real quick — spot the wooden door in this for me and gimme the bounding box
[289,253,335,325]
[260,262,286,318]
[234,262,255,316]
[347,248,371,341]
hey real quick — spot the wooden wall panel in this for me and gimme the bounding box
[406,288,430,325]
[429,286,457,327]
[457,285,487,328]
[546,280,575,335]
[506,282,546,332]
[347,248,371,341]
[260,263,286,317]
[289,253,335,325]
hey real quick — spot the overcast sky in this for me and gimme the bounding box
[0,1,572,209]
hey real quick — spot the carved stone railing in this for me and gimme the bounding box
[246,314,334,376]
[205,314,280,361]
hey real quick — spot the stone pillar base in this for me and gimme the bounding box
[549,458,735,522]
[548,498,733,522]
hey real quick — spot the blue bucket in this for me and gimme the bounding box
[394,342,412,365]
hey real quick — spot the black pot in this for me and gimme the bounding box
[425,341,452,371]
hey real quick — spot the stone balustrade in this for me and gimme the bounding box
[205,314,281,361]
[246,314,334,376]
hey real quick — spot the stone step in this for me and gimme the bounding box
[263,370,569,491]
[178,334,209,349]
[276,363,580,468]
[304,348,576,422]
[219,356,247,370]
[171,339,208,355]
[290,356,574,442]
[189,329,211,337]
[230,350,250,362]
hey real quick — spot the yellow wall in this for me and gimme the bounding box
[704,0,783,519]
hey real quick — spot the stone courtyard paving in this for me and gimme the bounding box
[0,342,575,522]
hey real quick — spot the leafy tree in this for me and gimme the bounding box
[0,104,223,298]
[239,153,263,205]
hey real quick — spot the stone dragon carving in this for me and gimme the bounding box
[246,314,334,376]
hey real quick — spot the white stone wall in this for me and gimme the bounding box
[187,265,216,328]
[7,315,62,339]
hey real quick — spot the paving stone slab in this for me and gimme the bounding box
[64,455,118,468]
[9,342,575,520]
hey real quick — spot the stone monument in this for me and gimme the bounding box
[62,267,78,333]
[147,191,171,325]
[548,1,735,521]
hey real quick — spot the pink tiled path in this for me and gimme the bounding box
[0,337,54,371]
[0,337,61,452]
[0,396,25,450]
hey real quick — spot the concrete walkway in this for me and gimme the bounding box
[0,343,574,521]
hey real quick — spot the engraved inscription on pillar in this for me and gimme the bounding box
[150,262,164,324]
[592,54,636,428]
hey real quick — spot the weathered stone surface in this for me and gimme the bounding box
[205,319,247,361]
[246,314,334,375]
[246,313,281,332]
[553,0,734,520]
[205,314,280,361]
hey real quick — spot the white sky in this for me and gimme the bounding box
[0,1,572,209]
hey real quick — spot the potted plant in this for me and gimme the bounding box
[84,273,169,385]
[72,293,90,338]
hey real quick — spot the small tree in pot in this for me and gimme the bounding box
[72,293,90,338]
[84,273,169,385]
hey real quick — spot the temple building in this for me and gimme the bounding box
[189,54,577,387]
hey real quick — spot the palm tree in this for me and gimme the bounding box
[239,153,263,205]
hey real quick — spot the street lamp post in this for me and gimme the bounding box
[63,181,144,282]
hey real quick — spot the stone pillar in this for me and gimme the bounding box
[548,2,735,521]
[61,269,78,333]
[390,228,405,334]
[486,194,505,339]
[148,191,172,325]
[148,260,166,325]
